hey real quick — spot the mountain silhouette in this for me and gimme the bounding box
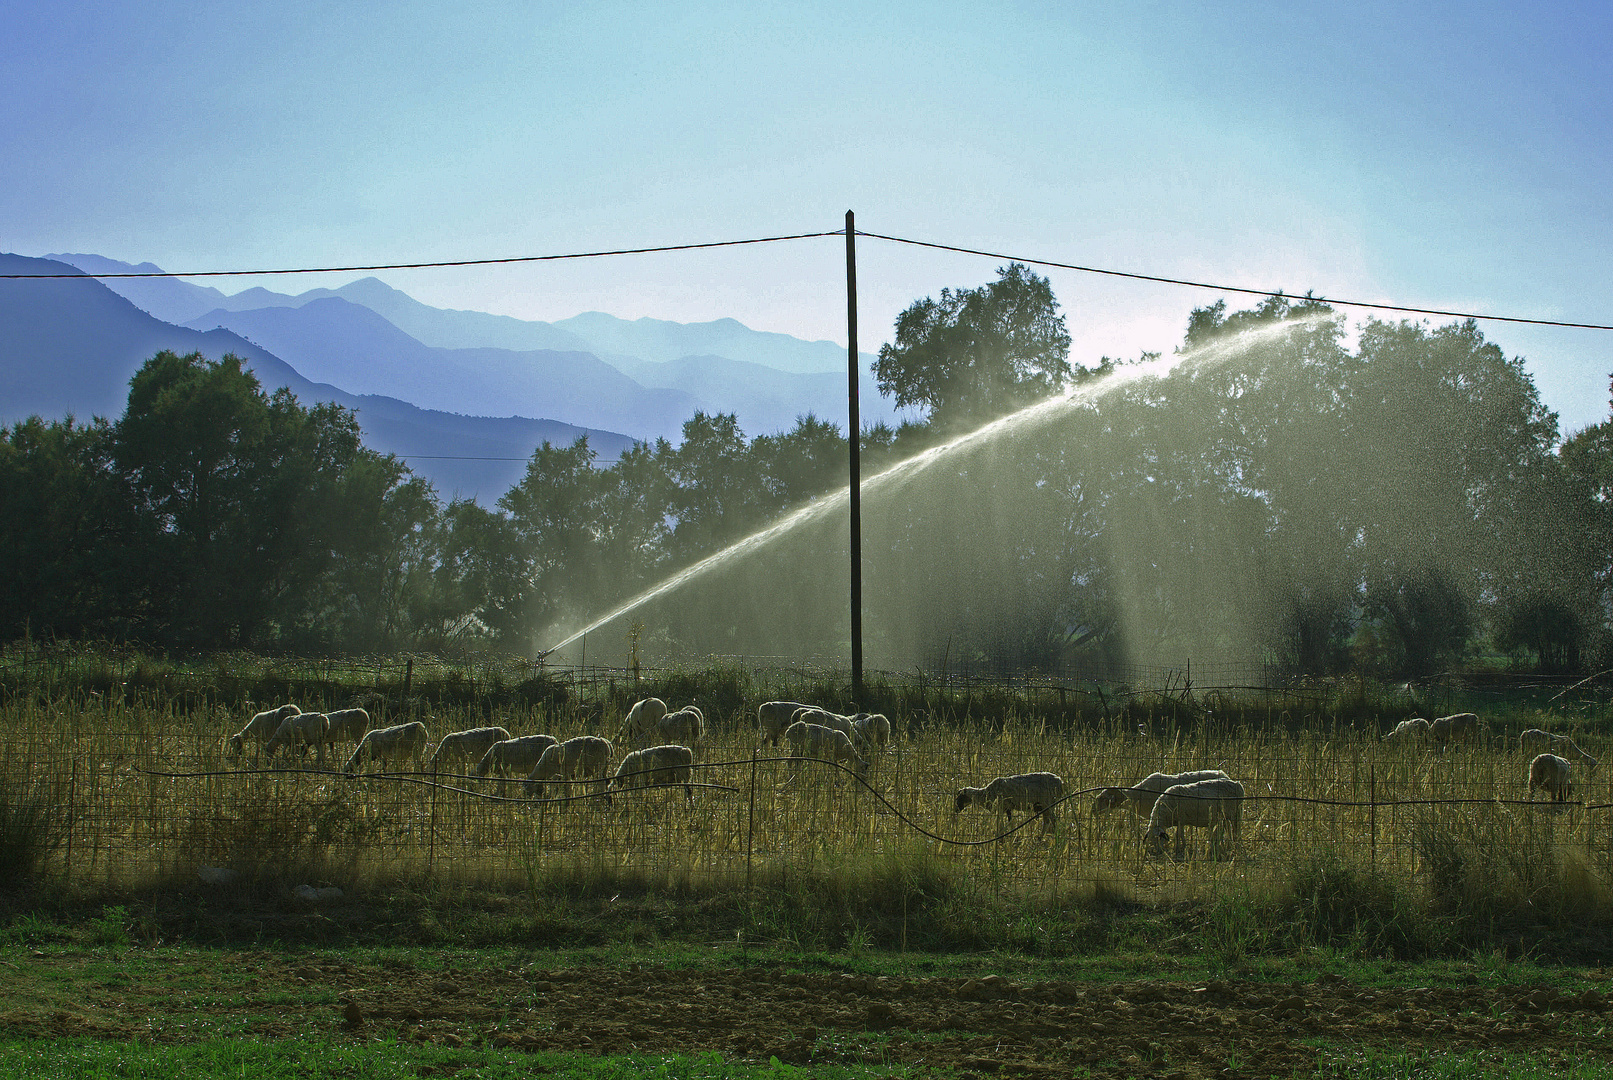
[2,253,635,502]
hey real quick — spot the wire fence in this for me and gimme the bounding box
[10,719,1610,896]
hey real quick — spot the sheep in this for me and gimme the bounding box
[425,726,513,773]
[475,734,559,779]
[227,704,301,760]
[1429,712,1481,749]
[610,744,696,803]
[526,735,613,799]
[793,707,868,753]
[1382,717,1431,743]
[1092,769,1230,817]
[955,773,1066,835]
[620,697,668,744]
[757,701,815,747]
[342,722,430,775]
[1520,730,1599,774]
[1142,777,1245,860]
[1528,753,1575,803]
[852,712,892,753]
[646,706,705,757]
[263,711,332,765]
[323,707,372,748]
[783,720,869,784]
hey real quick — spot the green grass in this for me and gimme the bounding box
[0,1040,917,1079]
[5,1038,1612,1080]
[1316,1048,1613,1080]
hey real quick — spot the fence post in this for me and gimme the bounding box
[65,756,77,885]
[1369,765,1377,871]
[746,747,758,892]
[403,657,413,706]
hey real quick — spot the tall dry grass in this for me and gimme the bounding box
[3,675,1609,954]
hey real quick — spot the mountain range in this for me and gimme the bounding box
[5,252,904,502]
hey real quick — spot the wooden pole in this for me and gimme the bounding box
[1369,765,1377,871]
[846,210,864,704]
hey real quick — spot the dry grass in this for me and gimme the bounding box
[4,682,1610,947]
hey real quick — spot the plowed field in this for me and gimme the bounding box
[9,953,1613,1077]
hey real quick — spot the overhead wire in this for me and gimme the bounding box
[853,229,1613,331]
[6,224,1608,331]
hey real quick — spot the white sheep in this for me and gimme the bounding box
[620,698,668,744]
[323,707,372,748]
[1142,777,1245,860]
[1092,769,1230,817]
[1429,712,1481,749]
[792,707,868,753]
[426,726,513,773]
[757,701,815,747]
[475,734,559,794]
[1382,718,1431,743]
[526,735,613,798]
[263,711,332,765]
[1520,730,1598,774]
[342,722,430,775]
[955,772,1067,835]
[645,707,704,757]
[227,704,301,760]
[852,712,892,753]
[610,744,696,803]
[1528,753,1575,802]
[783,720,869,783]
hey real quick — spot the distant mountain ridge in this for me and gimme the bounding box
[50,253,905,438]
[51,253,877,376]
[1,254,634,502]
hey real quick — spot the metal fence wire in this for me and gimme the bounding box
[6,716,1610,894]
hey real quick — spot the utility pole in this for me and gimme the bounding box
[845,210,864,702]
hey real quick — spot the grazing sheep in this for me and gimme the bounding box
[1520,730,1599,774]
[610,744,696,803]
[955,772,1067,835]
[343,722,430,775]
[264,711,332,765]
[647,707,705,757]
[1142,777,1245,860]
[793,707,868,752]
[1528,753,1575,802]
[1429,712,1481,749]
[620,698,668,744]
[227,704,301,759]
[323,707,372,748]
[757,701,815,747]
[1092,769,1230,817]
[1382,718,1431,743]
[526,735,613,798]
[475,734,559,778]
[852,712,892,753]
[783,720,869,783]
[425,726,513,773]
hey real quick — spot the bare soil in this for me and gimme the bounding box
[8,953,1613,1077]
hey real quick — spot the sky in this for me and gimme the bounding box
[5,1,1611,432]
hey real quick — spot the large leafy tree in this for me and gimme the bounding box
[874,263,1080,429]
[110,350,426,647]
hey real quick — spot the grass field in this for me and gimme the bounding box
[3,644,1612,1076]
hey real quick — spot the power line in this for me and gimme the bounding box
[0,230,844,279]
[855,230,1613,332]
[8,223,1609,331]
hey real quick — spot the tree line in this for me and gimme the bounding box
[2,266,1609,676]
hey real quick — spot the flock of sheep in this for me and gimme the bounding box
[1380,711,1599,804]
[224,700,1596,861]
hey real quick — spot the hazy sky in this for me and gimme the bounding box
[5,1,1610,431]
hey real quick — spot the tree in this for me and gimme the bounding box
[874,263,1080,429]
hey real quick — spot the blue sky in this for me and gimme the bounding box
[5,1,1610,431]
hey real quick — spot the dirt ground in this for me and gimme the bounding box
[11,954,1613,1077]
